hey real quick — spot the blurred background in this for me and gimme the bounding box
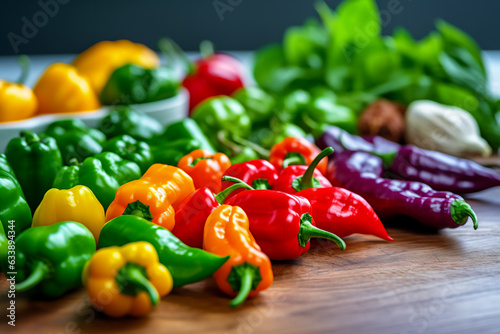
[1,0,499,55]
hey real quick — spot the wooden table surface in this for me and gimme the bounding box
[1,179,499,334]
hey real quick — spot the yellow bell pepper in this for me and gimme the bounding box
[83,241,173,317]
[33,63,100,114]
[73,40,160,95]
[0,56,38,122]
[32,185,106,242]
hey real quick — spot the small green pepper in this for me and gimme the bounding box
[232,87,275,126]
[151,139,202,166]
[11,221,96,297]
[102,135,154,174]
[99,106,163,142]
[98,215,229,288]
[5,132,63,212]
[52,152,142,210]
[152,118,215,153]
[191,96,251,151]
[44,119,106,165]
[100,64,180,105]
[0,154,32,238]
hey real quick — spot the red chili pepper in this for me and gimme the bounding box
[171,182,252,248]
[272,147,333,194]
[296,187,393,241]
[220,159,278,200]
[269,137,328,174]
[223,176,345,260]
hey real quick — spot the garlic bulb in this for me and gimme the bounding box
[405,100,492,157]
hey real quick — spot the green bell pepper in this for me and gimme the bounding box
[52,152,142,210]
[5,132,63,212]
[98,215,229,288]
[102,135,154,174]
[10,221,96,297]
[100,64,180,105]
[280,89,311,122]
[0,154,32,238]
[99,106,163,142]
[44,119,106,165]
[151,139,202,166]
[152,118,215,153]
[191,96,251,151]
[232,87,275,126]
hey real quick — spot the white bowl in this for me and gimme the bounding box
[0,88,189,152]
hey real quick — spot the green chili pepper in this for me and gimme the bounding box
[191,96,251,151]
[44,119,106,165]
[100,64,180,105]
[52,152,141,210]
[232,87,275,126]
[152,118,215,153]
[102,135,154,174]
[0,154,32,238]
[98,215,229,288]
[5,132,63,212]
[151,139,203,166]
[11,221,96,297]
[99,106,163,142]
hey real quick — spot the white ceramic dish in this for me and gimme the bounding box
[0,88,189,152]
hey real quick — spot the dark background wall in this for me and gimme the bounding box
[1,0,499,56]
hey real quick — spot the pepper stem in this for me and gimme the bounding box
[17,55,30,85]
[20,131,39,145]
[282,152,306,169]
[451,199,478,230]
[116,263,159,306]
[252,178,272,190]
[158,38,195,74]
[221,176,253,188]
[200,40,215,58]
[294,147,334,191]
[16,261,51,293]
[215,182,254,204]
[297,213,346,250]
[190,156,212,167]
[217,131,242,155]
[227,262,262,308]
[232,135,270,159]
[123,200,154,221]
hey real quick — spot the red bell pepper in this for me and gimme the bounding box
[223,177,345,260]
[273,147,333,194]
[296,187,393,241]
[171,182,251,248]
[220,159,278,200]
[269,137,328,174]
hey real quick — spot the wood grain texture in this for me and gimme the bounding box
[1,184,499,334]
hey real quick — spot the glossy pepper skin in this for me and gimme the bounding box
[73,40,160,94]
[151,139,203,166]
[328,150,478,230]
[153,118,216,153]
[172,182,252,248]
[5,131,63,211]
[203,205,273,307]
[178,149,231,193]
[297,188,393,241]
[99,106,163,141]
[33,63,100,114]
[182,51,244,112]
[52,152,142,210]
[44,119,106,164]
[100,64,179,105]
[0,154,32,237]
[83,241,173,317]
[102,135,154,174]
[232,87,275,126]
[272,147,333,194]
[33,185,106,242]
[191,96,251,151]
[380,145,500,194]
[224,186,346,260]
[221,159,279,199]
[0,221,7,273]
[269,136,328,174]
[11,221,95,297]
[98,215,229,288]
[0,56,37,122]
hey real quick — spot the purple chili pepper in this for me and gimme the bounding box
[327,150,478,230]
[379,145,500,194]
